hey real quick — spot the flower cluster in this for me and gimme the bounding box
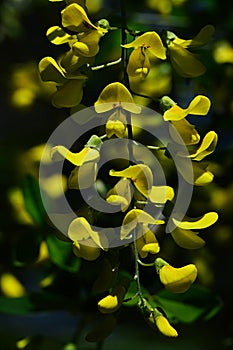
[39,0,219,343]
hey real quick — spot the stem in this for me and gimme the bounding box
[120,0,129,87]
[133,229,144,303]
[89,57,122,71]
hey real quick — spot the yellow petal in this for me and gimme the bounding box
[39,57,66,84]
[46,26,74,45]
[193,162,214,186]
[188,131,218,161]
[174,25,215,48]
[98,285,126,314]
[173,212,218,230]
[136,224,160,257]
[121,209,164,240]
[164,95,211,121]
[168,42,206,77]
[106,178,132,211]
[109,164,153,197]
[94,82,141,114]
[73,30,102,57]
[52,79,85,108]
[61,3,97,32]
[106,195,129,212]
[68,162,97,189]
[155,315,178,337]
[159,264,197,293]
[126,48,150,78]
[148,186,174,204]
[68,217,94,241]
[170,119,200,145]
[0,273,26,297]
[106,109,127,138]
[171,227,206,249]
[50,146,99,166]
[73,241,100,261]
[123,32,166,60]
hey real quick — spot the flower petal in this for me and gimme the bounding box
[159,264,197,293]
[39,57,66,84]
[175,25,215,48]
[121,209,164,239]
[46,26,75,45]
[73,240,100,261]
[173,212,218,230]
[68,162,97,189]
[188,131,218,161]
[109,164,153,197]
[61,3,97,32]
[52,79,85,108]
[50,145,100,166]
[155,315,178,337]
[123,32,166,60]
[126,48,150,78]
[168,42,206,77]
[171,227,206,249]
[68,217,94,241]
[95,82,141,113]
[170,119,200,145]
[149,186,174,204]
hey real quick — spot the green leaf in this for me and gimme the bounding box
[0,295,34,315]
[46,233,81,273]
[123,279,149,307]
[151,284,223,324]
[22,174,46,225]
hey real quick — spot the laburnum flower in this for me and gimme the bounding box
[68,217,108,261]
[136,223,160,258]
[120,209,164,240]
[164,25,215,77]
[97,277,130,314]
[122,32,166,79]
[145,306,178,337]
[109,164,174,203]
[61,3,98,32]
[170,211,218,249]
[156,258,197,293]
[95,82,141,114]
[39,56,87,107]
[161,95,211,145]
[106,178,132,212]
[51,135,101,189]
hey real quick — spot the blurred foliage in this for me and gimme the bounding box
[0,0,233,349]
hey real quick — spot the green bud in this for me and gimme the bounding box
[97,19,110,30]
[85,135,103,151]
[160,96,176,112]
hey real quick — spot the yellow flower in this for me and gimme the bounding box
[61,3,98,32]
[95,82,141,114]
[39,56,87,108]
[122,32,166,79]
[106,178,132,212]
[170,212,218,249]
[0,273,26,298]
[156,258,197,293]
[165,25,215,77]
[155,315,178,337]
[121,209,164,240]
[109,164,153,197]
[105,109,127,138]
[68,217,108,261]
[97,278,130,314]
[136,224,160,258]
[162,95,211,121]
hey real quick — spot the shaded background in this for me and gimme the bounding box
[0,0,233,349]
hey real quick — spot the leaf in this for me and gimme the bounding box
[123,280,149,307]
[0,295,34,315]
[152,284,223,323]
[46,233,81,273]
[22,175,46,225]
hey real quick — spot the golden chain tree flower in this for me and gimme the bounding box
[156,258,198,293]
[170,212,218,249]
[164,25,215,77]
[68,217,108,261]
[122,31,166,79]
[136,223,160,258]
